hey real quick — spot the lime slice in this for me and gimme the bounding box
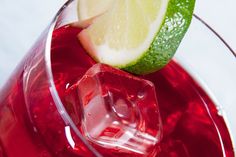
[77,0,195,74]
[77,0,114,21]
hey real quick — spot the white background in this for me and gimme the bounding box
[0,0,236,149]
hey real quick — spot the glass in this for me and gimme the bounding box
[0,0,235,156]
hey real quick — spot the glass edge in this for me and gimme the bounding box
[193,14,236,58]
[44,0,102,156]
[43,1,236,155]
[176,14,236,151]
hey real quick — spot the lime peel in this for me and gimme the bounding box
[124,0,196,74]
[77,0,196,75]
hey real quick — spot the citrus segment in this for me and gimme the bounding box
[77,0,195,74]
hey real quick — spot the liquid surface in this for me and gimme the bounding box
[64,63,162,155]
[0,25,234,157]
[51,25,234,157]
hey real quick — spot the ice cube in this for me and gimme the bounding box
[65,63,162,155]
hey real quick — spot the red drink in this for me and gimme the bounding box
[51,25,235,157]
[0,25,234,157]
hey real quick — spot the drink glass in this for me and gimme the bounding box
[0,0,235,156]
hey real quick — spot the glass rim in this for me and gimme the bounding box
[43,0,236,156]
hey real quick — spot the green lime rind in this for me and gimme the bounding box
[122,0,195,75]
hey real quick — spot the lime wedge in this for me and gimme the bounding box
[77,0,195,74]
[77,0,114,21]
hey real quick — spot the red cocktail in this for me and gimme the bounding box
[0,1,235,157]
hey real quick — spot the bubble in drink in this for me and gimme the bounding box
[65,63,162,155]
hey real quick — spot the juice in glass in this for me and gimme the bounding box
[0,1,235,157]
